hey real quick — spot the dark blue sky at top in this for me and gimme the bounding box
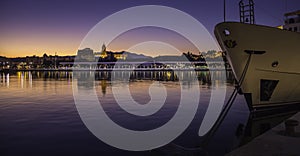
[0,0,299,56]
[1,0,299,34]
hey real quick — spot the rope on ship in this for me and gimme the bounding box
[199,52,253,147]
[164,53,253,152]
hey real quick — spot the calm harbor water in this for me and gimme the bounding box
[0,70,280,156]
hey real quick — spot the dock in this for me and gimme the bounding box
[226,112,300,156]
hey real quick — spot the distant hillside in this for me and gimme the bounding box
[98,50,223,62]
[124,51,152,59]
[153,55,187,61]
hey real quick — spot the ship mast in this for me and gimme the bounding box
[224,0,226,22]
[239,0,255,24]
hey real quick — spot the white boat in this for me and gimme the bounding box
[214,1,300,110]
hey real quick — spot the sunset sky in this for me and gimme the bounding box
[0,0,299,57]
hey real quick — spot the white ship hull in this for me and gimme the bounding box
[214,22,300,109]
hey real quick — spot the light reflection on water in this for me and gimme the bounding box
[0,71,253,156]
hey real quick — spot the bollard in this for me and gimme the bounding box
[285,119,299,136]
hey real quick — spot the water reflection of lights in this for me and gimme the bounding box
[2,73,5,86]
[1,71,231,88]
[21,72,24,88]
[0,73,2,84]
[29,71,32,88]
[6,73,9,87]
[16,72,33,88]
[166,71,172,80]
[101,80,107,96]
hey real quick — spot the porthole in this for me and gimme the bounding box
[271,61,279,67]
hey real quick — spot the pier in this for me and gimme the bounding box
[59,61,230,71]
[227,112,300,156]
[0,61,230,72]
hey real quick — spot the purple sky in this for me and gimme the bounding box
[107,27,201,56]
[0,0,299,57]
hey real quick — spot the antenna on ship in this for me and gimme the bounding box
[223,0,226,22]
[239,0,255,24]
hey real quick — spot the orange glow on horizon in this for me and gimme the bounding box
[0,28,83,57]
[0,26,216,58]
